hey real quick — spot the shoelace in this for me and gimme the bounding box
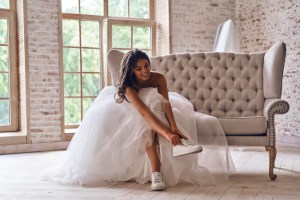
[152,173,162,183]
[181,139,193,146]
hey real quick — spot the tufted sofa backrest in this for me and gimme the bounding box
[107,42,286,119]
[151,53,265,118]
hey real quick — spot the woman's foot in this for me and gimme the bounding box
[151,172,166,191]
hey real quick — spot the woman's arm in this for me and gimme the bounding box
[125,87,182,145]
[156,74,188,139]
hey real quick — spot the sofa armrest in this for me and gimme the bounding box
[264,98,289,120]
[263,98,289,146]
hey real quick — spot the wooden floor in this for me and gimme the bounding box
[0,145,300,200]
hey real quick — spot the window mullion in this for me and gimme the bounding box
[79,20,83,121]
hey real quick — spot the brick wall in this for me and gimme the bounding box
[26,0,61,143]
[236,0,300,137]
[170,0,235,53]
[170,0,300,138]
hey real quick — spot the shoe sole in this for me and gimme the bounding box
[151,185,166,191]
[173,147,203,157]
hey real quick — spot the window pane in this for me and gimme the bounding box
[64,73,80,96]
[0,46,9,71]
[130,0,149,19]
[81,21,99,48]
[64,98,81,125]
[82,74,100,96]
[61,0,79,14]
[81,0,103,15]
[0,73,9,98]
[82,97,95,117]
[133,26,150,49]
[112,25,131,48]
[63,20,80,47]
[108,0,128,17]
[82,49,100,72]
[143,49,151,57]
[0,18,8,44]
[0,100,9,125]
[63,48,80,72]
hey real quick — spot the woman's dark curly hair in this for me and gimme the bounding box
[114,49,150,103]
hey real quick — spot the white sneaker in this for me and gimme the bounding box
[151,172,166,191]
[173,139,203,157]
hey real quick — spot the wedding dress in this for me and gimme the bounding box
[43,86,234,187]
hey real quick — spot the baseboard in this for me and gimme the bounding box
[277,135,300,146]
[0,141,69,155]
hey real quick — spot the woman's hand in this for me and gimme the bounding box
[171,126,188,140]
[164,131,182,146]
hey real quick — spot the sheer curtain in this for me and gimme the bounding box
[213,19,240,53]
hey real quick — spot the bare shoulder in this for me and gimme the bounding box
[125,86,138,96]
[150,71,166,86]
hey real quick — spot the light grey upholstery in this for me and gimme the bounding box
[107,42,290,180]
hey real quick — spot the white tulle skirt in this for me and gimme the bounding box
[43,86,234,187]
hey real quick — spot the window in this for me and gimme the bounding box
[60,0,155,136]
[0,0,18,132]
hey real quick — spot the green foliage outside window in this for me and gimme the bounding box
[0,19,8,44]
[130,0,149,18]
[0,17,10,126]
[109,0,149,18]
[61,0,151,126]
[0,100,9,125]
[64,98,81,125]
[63,18,101,125]
[0,0,9,9]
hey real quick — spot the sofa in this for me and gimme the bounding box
[107,42,289,180]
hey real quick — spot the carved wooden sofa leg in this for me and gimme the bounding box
[265,146,277,180]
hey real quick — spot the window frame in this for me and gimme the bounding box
[0,0,18,132]
[60,0,155,140]
[61,15,104,130]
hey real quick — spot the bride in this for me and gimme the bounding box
[44,49,234,191]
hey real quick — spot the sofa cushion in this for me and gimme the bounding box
[219,116,267,135]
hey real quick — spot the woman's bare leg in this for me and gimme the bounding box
[146,134,160,172]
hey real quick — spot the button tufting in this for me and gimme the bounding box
[225,66,228,70]
[232,77,235,81]
[217,77,220,80]
[209,66,213,70]
[247,77,250,81]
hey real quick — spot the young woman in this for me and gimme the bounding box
[44,49,232,191]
